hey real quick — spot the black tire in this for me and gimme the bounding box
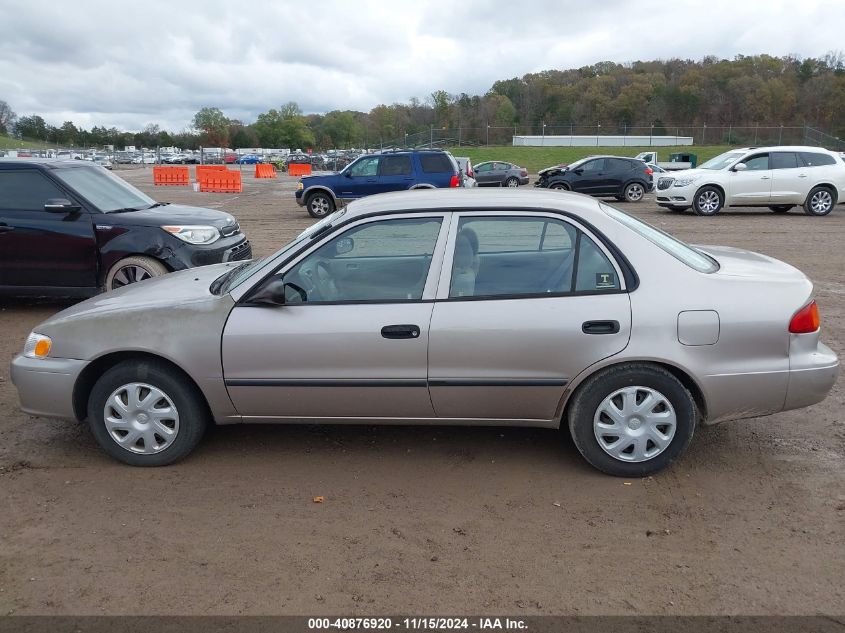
[769,205,794,213]
[667,205,690,213]
[105,255,168,291]
[623,181,646,203]
[306,192,335,218]
[803,186,836,216]
[692,186,724,216]
[567,363,696,477]
[87,360,208,466]
[550,183,569,191]
[505,176,520,188]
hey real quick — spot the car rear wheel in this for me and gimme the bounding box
[567,364,696,477]
[692,186,724,216]
[803,187,836,216]
[105,256,168,292]
[623,182,645,202]
[505,177,520,188]
[769,205,794,213]
[87,360,208,466]
[306,192,335,218]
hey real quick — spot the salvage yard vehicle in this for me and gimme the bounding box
[0,159,251,296]
[11,189,838,476]
[295,149,462,218]
[535,156,653,202]
[654,146,845,215]
[473,161,529,187]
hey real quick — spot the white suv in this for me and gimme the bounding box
[655,146,845,216]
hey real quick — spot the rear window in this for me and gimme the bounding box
[799,152,836,167]
[420,154,454,173]
[601,203,719,273]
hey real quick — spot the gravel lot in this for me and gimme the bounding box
[1,166,843,616]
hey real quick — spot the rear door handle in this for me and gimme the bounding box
[582,320,620,335]
[761,176,771,180]
[798,174,808,178]
[381,324,421,339]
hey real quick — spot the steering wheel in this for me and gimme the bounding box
[314,260,339,301]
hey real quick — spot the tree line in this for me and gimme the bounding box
[3,53,844,150]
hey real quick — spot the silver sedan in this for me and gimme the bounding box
[11,189,839,476]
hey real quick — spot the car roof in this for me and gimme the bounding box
[0,158,94,169]
[734,146,838,153]
[340,188,606,222]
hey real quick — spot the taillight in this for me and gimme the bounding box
[450,174,460,188]
[468,168,473,177]
[520,169,528,176]
[645,167,653,175]
[789,300,820,333]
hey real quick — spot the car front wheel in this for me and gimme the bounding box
[87,360,208,466]
[623,182,645,202]
[306,192,335,218]
[105,256,168,291]
[804,187,836,216]
[550,183,569,191]
[567,364,696,477]
[692,186,724,216]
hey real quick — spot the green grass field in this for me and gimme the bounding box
[0,134,52,150]
[445,145,735,173]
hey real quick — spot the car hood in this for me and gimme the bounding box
[105,204,238,231]
[696,245,810,284]
[39,263,235,329]
[301,173,341,185]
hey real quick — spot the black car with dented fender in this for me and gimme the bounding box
[0,159,251,296]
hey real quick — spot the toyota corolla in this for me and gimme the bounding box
[11,189,839,476]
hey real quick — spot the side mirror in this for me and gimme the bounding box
[344,170,352,178]
[44,198,81,213]
[335,237,354,255]
[246,278,305,307]
[732,162,747,172]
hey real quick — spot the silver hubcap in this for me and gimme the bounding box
[593,386,676,462]
[810,190,832,214]
[310,196,331,216]
[697,190,720,213]
[112,265,152,289]
[507,178,519,187]
[104,382,180,454]
[626,184,644,201]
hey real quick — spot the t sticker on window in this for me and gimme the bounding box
[595,272,616,289]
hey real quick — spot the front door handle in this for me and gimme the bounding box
[582,320,620,335]
[760,176,771,180]
[798,174,808,178]
[381,324,421,339]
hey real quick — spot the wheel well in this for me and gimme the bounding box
[100,254,173,287]
[805,183,838,203]
[72,351,211,422]
[304,187,337,203]
[694,183,725,201]
[551,182,570,190]
[562,360,708,425]
[409,184,435,189]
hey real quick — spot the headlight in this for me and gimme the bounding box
[673,177,699,187]
[23,333,52,359]
[297,182,304,191]
[161,225,220,244]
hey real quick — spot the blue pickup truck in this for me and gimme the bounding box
[295,150,462,217]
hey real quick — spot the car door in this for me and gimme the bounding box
[474,162,495,186]
[222,214,450,420]
[337,156,380,200]
[0,168,98,289]
[373,154,414,193]
[570,158,606,194]
[770,152,806,204]
[428,212,632,422]
[603,158,633,194]
[728,153,772,205]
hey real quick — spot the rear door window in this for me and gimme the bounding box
[607,158,631,172]
[420,154,453,173]
[379,155,412,176]
[771,152,800,169]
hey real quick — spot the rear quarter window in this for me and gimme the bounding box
[420,154,454,173]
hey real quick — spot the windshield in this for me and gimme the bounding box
[219,208,347,293]
[601,203,719,273]
[53,165,155,212]
[698,151,745,170]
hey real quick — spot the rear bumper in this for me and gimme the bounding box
[784,341,839,412]
[10,355,88,421]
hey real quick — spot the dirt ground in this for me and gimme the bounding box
[1,166,843,616]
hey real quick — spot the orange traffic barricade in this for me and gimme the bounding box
[288,163,312,177]
[153,166,190,186]
[254,163,277,179]
[195,164,227,182]
[198,169,242,193]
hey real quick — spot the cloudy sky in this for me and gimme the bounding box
[0,0,842,132]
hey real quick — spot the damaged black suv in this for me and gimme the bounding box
[0,159,251,296]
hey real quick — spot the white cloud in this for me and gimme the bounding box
[0,0,841,131]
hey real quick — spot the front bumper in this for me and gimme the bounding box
[169,235,252,269]
[655,180,695,205]
[10,355,88,420]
